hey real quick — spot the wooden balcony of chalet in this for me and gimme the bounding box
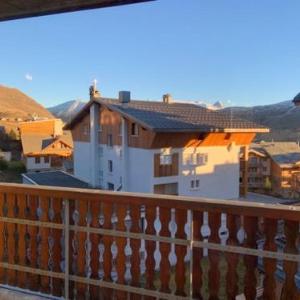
[0,183,299,299]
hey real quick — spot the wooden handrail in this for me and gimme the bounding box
[1,182,300,220]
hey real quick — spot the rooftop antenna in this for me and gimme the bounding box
[93,79,97,91]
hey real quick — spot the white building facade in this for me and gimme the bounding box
[68,90,267,200]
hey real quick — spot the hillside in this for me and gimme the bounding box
[0,85,53,120]
[48,100,86,122]
[223,100,300,141]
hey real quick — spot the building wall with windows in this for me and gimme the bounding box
[26,156,51,170]
[94,144,240,199]
[69,98,261,198]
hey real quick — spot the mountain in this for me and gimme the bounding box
[49,98,300,141]
[48,100,86,123]
[177,99,224,110]
[223,100,300,141]
[0,85,53,120]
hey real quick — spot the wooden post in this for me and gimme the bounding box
[64,199,69,300]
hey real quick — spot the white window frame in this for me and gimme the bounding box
[160,154,172,165]
[190,179,200,190]
[189,153,208,166]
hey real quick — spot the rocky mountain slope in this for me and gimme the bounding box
[0,85,53,120]
[223,100,300,141]
[48,100,86,123]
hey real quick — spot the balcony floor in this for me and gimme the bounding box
[0,288,49,299]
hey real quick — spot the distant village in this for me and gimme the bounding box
[1,84,300,204]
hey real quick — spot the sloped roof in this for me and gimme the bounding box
[252,142,300,168]
[21,131,73,156]
[66,97,269,133]
[23,171,89,188]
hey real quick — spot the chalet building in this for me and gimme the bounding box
[19,119,73,172]
[65,86,268,199]
[243,142,300,198]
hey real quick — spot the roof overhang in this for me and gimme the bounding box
[0,0,154,22]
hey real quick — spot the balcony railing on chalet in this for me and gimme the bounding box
[0,183,299,299]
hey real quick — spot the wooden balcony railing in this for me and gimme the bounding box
[0,183,299,299]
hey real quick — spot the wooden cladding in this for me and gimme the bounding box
[99,107,122,146]
[153,183,178,195]
[154,153,179,177]
[71,114,90,142]
[151,132,256,149]
[71,103,257,148]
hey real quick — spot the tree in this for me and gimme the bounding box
[8,129,17,140]
[264,177,272,190]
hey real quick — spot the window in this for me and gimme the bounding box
[190,179,200,190]
[250,157,258,163]
[44,156,50,163]
[107,134,113,147]
[189,153,208,165]
[99,170,104,185]
[160,154,172,165]
[108,160,113,173]
[35,157,40,164]
[83,124,89,136]
[99,146,103,157]
[107,182,114,190]
[131,123,139,136]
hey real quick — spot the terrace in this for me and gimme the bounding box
[0,183,299,299]
[1,1,300,299]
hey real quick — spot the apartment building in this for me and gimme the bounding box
[65,87,268,199]
[19,119,73,171]
[243,142,300,198]
[240,145,271,192]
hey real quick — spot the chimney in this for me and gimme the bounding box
[163,94,173,104]
[89,79,100,99]
[119,91,131,104]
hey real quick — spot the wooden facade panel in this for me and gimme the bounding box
[153,153,179,177]
[153,182,178,195]
[71,114,90,142]
[127,119,155,148]
[99,107,122,146]
[151,132,256,149]
[72,103,257,149]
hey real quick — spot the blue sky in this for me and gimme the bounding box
[1,0,300,107]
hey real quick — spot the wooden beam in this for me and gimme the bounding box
[0,0,155,22]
